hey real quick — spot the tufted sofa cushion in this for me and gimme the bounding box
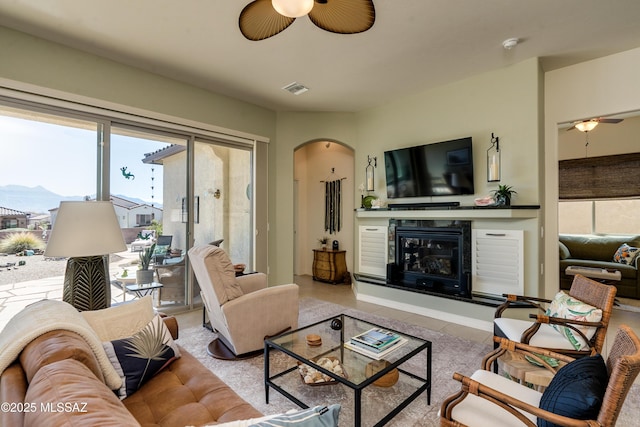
[20,330,105,384]
[2,321,263,426]
[123,347,262,426]
[24,359,139,427]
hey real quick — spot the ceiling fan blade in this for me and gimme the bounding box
[596,118,623,124]
[239,0,295,41]
[308,0,375,34]
[566,117,624,131]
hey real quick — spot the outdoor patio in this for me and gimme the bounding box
[0,247,169,331]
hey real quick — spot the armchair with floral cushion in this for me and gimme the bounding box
[440,324,640,427]
[493,274,617,367]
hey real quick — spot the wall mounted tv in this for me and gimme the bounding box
[384,137,474,198]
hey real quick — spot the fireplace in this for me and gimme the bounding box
[387,219,472,298]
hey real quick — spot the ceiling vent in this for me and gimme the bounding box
[282,82,309,95]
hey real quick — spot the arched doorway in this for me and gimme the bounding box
[293,140,355,277]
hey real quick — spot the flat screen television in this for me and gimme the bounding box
[384,137,474,198]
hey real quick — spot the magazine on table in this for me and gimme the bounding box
[344,337,408,360]
[351,328,402,352]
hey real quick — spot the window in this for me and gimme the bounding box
[558,199,640,234]
[136,214,152,226]
[0,94,257,312]
[2,219,18,229]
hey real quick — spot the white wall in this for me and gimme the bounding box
[545,47,640,298]
[273,113,358,284]
[0,25,275,279]
[274,59,545,316]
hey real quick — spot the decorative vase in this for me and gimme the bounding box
[495,194,511,206]
[136,269,154,285]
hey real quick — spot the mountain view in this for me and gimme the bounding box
[0,185,158,214]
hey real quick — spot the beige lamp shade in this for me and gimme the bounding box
[45,201,126,257]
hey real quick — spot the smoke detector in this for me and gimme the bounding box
[282,82,309,95]
[502,38,519,50]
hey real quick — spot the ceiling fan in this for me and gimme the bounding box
[566,117,624,157]
[239,0,375,41]
[566,117,624,132]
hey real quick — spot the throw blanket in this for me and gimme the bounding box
[0,299,122,390]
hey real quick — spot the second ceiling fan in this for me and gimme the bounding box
[239,0,375,41]
[566,117,624,132]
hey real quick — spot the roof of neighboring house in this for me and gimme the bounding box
[27,213,50,221]
[142,144,186,165]
[110,195,140,209]
[109,196,162,212]
[0,206,28,216]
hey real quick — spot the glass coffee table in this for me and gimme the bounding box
[264,314,431,427]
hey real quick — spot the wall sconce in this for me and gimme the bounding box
[365,155,377,191]
[214,189,221,199]
[487,133,500,182]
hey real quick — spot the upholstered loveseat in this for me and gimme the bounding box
[559,234,640,298]
[0,297,264,426]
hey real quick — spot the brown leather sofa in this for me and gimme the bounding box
[0,316,263,426]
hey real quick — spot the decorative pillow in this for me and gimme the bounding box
[538,354,608,427]
[613,243,640,265]
[82,295,155,341]
[248,405,341,427]
[103,315,181,399]
[545,291,602,350]
[558,241,570,260]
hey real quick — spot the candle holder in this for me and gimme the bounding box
[487,133,500,182]
[365,155,377,191]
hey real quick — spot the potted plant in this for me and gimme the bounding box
[137,243,156,284]
[491,184,517,206]
[318,237,329,250]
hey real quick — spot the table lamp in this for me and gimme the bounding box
[44,201,127,311]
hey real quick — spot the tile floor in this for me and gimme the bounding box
[2,272,638,362]
[175,274,640,362]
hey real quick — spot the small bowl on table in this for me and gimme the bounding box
[306,334,322,346]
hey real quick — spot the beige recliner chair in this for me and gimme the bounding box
[188,245,299,359]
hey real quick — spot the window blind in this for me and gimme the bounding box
[559,153,640,200]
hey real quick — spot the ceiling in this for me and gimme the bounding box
[1,0,640,113]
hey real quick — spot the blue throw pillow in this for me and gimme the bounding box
[249,405,340,427]
[103,315,181,399]
[538,354,608,427]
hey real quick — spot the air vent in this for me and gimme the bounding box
[282,82,309,95]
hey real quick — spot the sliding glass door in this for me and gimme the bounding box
[110,125,190,309]
[0,97,256,315]
[193,140,253,268]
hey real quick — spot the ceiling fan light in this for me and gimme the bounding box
[272,0,314,18]
[575,120,599,132]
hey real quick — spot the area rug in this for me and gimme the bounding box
[177,298,639,426]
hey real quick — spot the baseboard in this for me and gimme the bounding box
[354,292,494,332]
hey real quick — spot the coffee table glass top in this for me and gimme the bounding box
[267,314,430,387]
[265,314,431,426]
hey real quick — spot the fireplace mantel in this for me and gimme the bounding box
[355,205,539,220]
[353,205,541,329]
